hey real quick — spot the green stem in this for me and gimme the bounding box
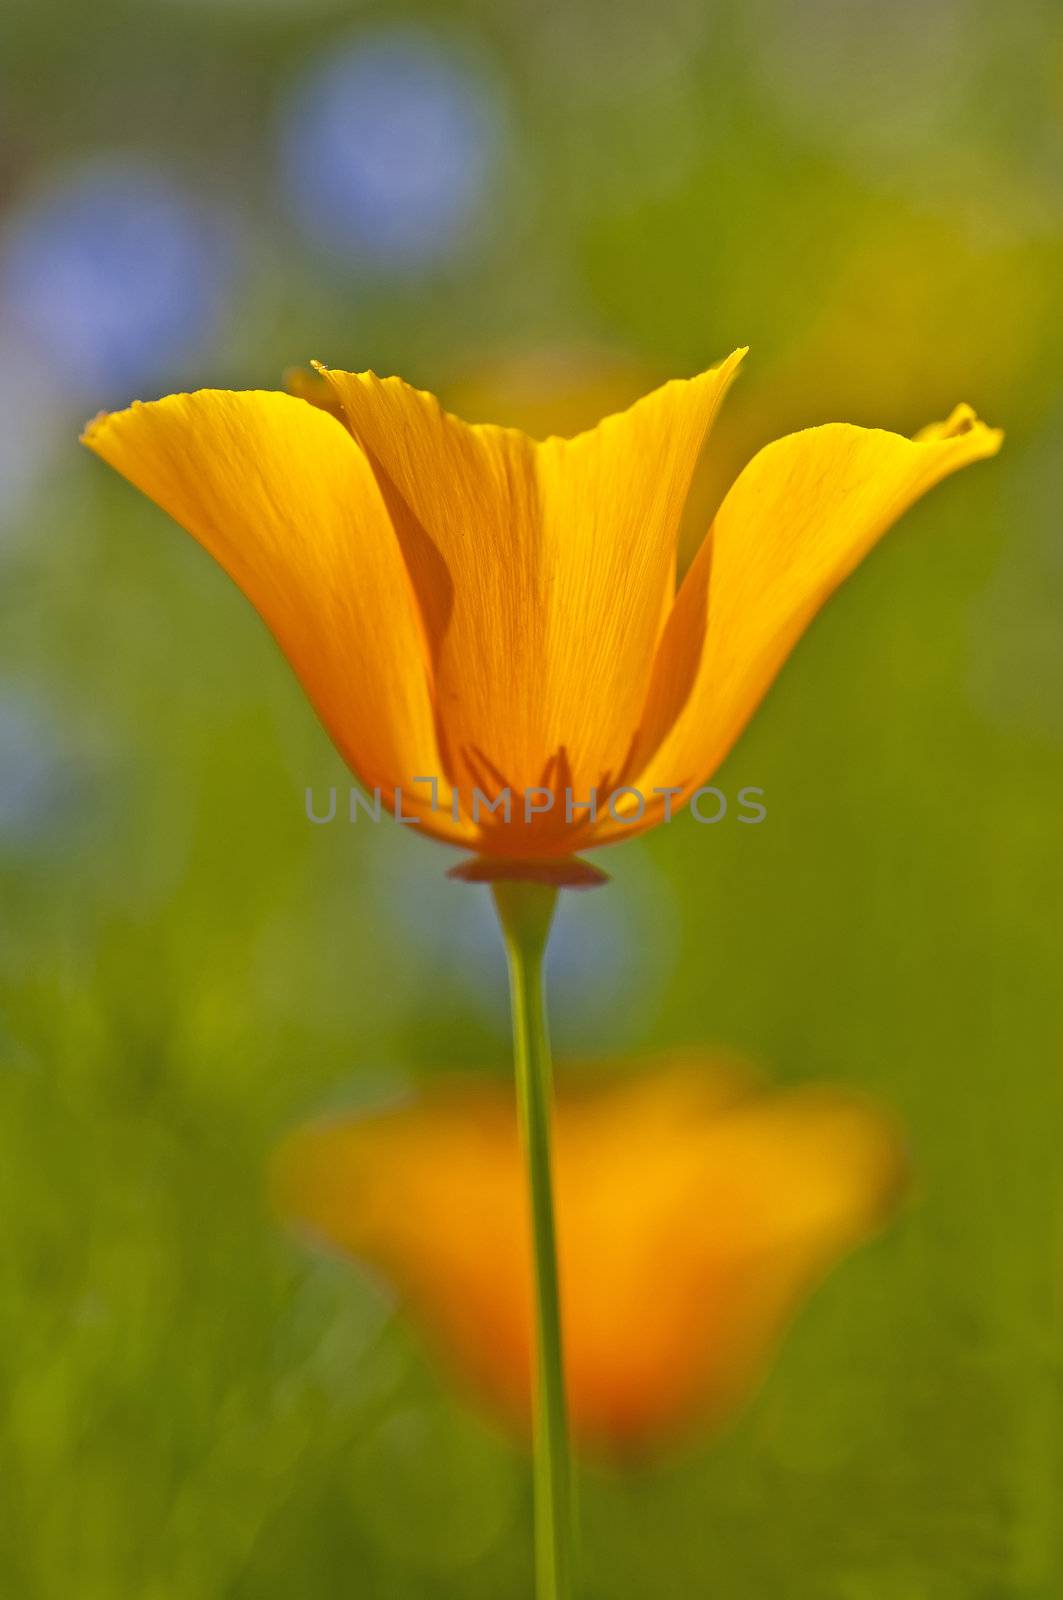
[492,880,575,1600]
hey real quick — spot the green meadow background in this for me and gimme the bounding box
[2,0,1061,1595]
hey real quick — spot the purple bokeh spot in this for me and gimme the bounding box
[1,158,232,408]
[278,30,506,270]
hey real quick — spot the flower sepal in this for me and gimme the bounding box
[447,854,609,890]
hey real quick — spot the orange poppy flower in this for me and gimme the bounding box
[274,1059,905,1457]
[82,358,1000,884]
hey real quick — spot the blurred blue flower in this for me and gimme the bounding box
[0,158,232,409]
[277,29,507,271]
[364,825,677,1048]
[0,688,72,848]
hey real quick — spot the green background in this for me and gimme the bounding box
[1,0,1061,1595]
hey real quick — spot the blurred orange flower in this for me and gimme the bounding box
[274,1059,905,1457]
[82,360,999,883]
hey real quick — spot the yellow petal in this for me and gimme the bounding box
[275,1059,904,1456]
[626,409,1002,803]
[82,390,470,840]
[319,355,745,806]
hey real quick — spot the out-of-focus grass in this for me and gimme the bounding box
[2,0,1062,1594]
